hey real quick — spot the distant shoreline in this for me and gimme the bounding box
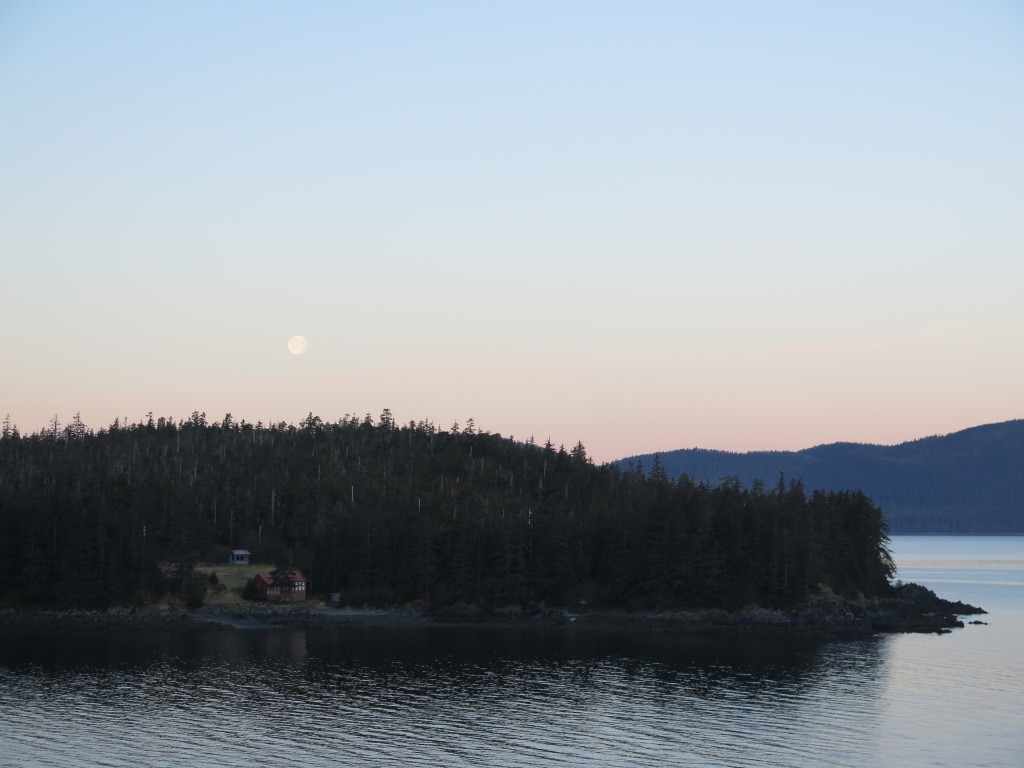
[0,584,984,637]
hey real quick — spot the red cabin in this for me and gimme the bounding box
[251,569,308,602]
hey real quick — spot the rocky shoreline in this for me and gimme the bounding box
[0,603,326,631]
[426,583,986,635]
[0,583,984,636]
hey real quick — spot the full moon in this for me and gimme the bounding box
[287,335,308,355]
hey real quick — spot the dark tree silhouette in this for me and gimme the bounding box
[0,412,896,610]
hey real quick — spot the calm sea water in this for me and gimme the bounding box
[1,535,1021,768]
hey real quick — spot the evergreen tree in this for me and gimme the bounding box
[0,411,898,610]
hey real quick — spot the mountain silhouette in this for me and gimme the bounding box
[614,420,1024,533]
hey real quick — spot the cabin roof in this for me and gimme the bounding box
[254,570,306,586]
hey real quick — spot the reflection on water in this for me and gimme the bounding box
[1,535,1021,768]
[1,626,888,768]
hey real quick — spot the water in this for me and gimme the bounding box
[1,536,1021,768]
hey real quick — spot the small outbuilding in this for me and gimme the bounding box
[228,549,251,565]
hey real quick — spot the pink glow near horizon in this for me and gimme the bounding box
[2,3,1021,463]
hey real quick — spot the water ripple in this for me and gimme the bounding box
[1,596,1022,768]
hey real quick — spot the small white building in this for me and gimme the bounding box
[228,549,251,565]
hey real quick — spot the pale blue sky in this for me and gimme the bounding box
[2,1,1022,461]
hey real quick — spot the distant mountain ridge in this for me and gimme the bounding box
[614,420,1024,534]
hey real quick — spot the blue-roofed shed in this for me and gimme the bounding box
[228,549,251,565]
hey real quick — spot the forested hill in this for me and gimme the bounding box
[1,412,894,611]
[615,420,1024,534]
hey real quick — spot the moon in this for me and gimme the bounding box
[287,335,308,355]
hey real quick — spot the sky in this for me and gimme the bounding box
[1,1,1022,463]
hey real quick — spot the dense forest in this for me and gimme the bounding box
[0,412,895,611]
[618,420,1024,534]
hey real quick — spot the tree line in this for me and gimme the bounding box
[0,411,895,610]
